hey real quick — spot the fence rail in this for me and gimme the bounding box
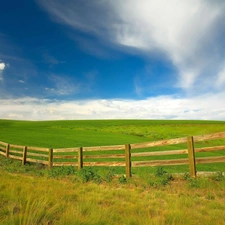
[1,132,225,178]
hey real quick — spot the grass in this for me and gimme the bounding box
[1,119,225,175]
[2,120,225,223]
[1,158,225,224]
[1,119,225,148]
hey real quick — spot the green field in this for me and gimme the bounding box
[1,119,225,147]
[1,119,225,175]
[1,119,225,224]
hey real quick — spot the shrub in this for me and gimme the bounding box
[155,167,167,177]
[148,167,174,187]
[103,169,114,183]
[76,167,102,183]
[47,166,77,179]
[118,175,127,184]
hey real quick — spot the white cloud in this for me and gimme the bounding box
[1,94,225,120]
[0,62,5,70]
[46,75,80,96]
[0,62,6,81]
[37,0,225,94]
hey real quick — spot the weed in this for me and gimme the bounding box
[162,173,174,185]
[47,166,76,179]
[149,181,158,188]
[188,178,200,188]
[211,172,224,181]
[149,167,174,187]
[155,167,167,177]
[76,167,102,183]
[149,174,173,187]
[183,172,190,180]
[0,157,13,166]
[103,169,114,183]
[92,173,102,184]
[118,175,127,184]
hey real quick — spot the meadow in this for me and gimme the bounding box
[1,119,225,148]
[1,156,225,225]
[1,119,225,174]
[1,119,225,224]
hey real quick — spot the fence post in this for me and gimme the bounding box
[125,144,131,178]
[187,136,196,178]
[48,148,53,168]
[6,144,10,158]
[22,146,27,165]
[78,147,83,170]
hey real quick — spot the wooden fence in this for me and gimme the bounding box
[1,132,225,178]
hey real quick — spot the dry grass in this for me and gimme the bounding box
[1,170,225,225]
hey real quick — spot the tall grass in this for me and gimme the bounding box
[1,168,225,225]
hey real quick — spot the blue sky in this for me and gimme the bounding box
[1,0,225,120]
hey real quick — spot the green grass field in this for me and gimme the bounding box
[1,119,225,224]
[1,119,225,147]
[1,119,225,174]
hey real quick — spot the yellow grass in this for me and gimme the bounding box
[1,170,225,225]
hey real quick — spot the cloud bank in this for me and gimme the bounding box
[37,0,225,94]
[1,93,225,120]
